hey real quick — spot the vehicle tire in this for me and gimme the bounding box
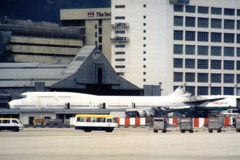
[162,131,166,133]
[181,130,185,133]
[106,128,113,132]
[209,130,213,133]
[154,130,158,133]
[12,127,17,132]
[189,130,193,133]
[84,128,91,132]
[236,130,240,133]
[217,130,221,133]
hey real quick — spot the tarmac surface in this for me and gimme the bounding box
[0,128,240,160]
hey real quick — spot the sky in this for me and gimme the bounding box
[0,0,111,24]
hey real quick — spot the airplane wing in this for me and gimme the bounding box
[183,97,225,106]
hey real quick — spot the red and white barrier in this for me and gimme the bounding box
[117,117,234,127]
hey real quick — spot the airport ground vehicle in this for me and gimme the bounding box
[74,114,118,132]
[153,118,167,133]
[0,118,24,132]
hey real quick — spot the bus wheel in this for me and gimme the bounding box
[12,128,17,132]
[106,128,113,132]
[84,128,91,132]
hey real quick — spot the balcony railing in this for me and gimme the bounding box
[111,36,129,43]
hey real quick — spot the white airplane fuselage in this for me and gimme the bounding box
[9,92,190,110]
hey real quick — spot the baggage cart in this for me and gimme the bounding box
[153,118,167,133]
[178,118,193,133]
[208,117,223,133]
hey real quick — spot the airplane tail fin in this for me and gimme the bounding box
[169,86,191,97]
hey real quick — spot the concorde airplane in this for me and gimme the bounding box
[8,86,230,117]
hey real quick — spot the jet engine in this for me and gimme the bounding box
[126,108,156,117]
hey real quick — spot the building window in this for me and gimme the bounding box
[224,87,234,95]
[174,16,183,26]
[174,58,183,68]
[198,87,208,96]
[224,60,234,70]
[185,73,195,82]
[238,9,240,16]
[198,46,208,55]
[237,74,240,83]
[185,86,195,96]
[143,37,146,40]
[99,45,102,51]
[115,16,125,20]
[198,6,209,14]
[211,74,221,83]
[143,44,146,47]
[95,32,97,38]
[198,18,208,28]
[211,87,221,95]
[143,65,146,68]
[211,7,222,15]
[99,36,102,43]
[224,33,234,43]
[95,24,97,29]
[237,34,240,43]
[211,60,221,69]
[143,51,146,54]
[174,4,183,12]
[174,72,183,82]
[224,47,234,57]
[115,5,125,8]
[237,61,240,70]
[115,58,125,62]
[98,19,102,26]
[143,72,146,75]
[115,30,125,34]
[143,23,146,26]
[197,59,208,69]
[143,15,146,19]
[198,73,208,83]
[115,52,125,55]
[143,58,146,61]
[211,46,221,56]
[143,79,146,82]
[115,45,125,48]
[186,5,195,13]
[224,8,235,16]
[237,48,240,57]
[186,17,195,27]
[143,4,146,8]
[185,31,195,41]
[174,44,183,54]
[211,32,222,42]
[224,74,234,83]
[224,19,235,29]
[198,32,208,42]
[143,30,146,33]
[95,41,97,45]
[185,59,195,69]
[115,65,125,68]
[174,30,183,40]
[185,45,195,55]
[211,19,222,29]
[99,28,102,35]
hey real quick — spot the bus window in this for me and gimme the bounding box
[97,118,101,122]
[2,120,10,124]
[80,117,86,122]
[113,118,117,123]
[77,117,80,122]
[91,117,97,122]
[12,120,18,124]
[0,120,1,123]
[86,117,91,122]
[107,119,112,123]
[100,118,105,122]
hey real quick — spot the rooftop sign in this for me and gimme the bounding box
[170,0,190,4]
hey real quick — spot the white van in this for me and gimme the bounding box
[0,118,24,132]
